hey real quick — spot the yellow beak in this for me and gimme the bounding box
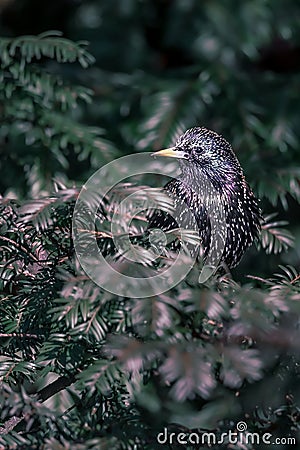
[151,147,187,159]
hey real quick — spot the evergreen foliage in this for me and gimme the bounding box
[0,2,300,449]
[0,31,118,198]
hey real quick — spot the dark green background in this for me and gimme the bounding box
[0,1,299,449]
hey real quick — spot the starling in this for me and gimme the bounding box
[149,127,261,269]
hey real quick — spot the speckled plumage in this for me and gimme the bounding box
[149,127,261,268]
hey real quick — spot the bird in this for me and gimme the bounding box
[148,127,261,270]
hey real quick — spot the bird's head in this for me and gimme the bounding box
[152,127,243,188]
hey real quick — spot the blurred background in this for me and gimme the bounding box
[0,0,300,278]
[1,3,300,447]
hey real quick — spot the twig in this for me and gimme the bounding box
[0,235,52,265]
[0,333,40,339]
[37,375,75,402]
[291,274,300,284]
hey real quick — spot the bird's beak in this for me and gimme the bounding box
[151,147,187,159]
